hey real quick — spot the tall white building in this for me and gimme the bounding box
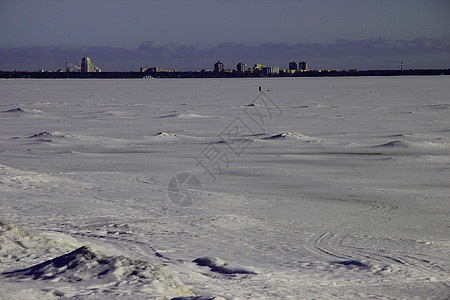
[81,57,94,73]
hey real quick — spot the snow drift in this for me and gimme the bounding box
[0,222,194,299]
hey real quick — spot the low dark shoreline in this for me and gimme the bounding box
[1,69,448,79]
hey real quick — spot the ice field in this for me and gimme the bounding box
[0,77,449,299]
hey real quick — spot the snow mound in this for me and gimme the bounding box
[3,107,27,113]
[374,140,447,151]
[178,112,212,119]
[3,245,194,297]
[427,103,450,110]
[244,103,276,109]
[193,257,257,275]
[375,140,409,148]
[155,131,177,137]
[27,131,71,139]
[193,257,227,268]
[158,112,216,119]
[0,222,193,298]
[0,221,77,269]
[263,132,321,143]
[332,260,372,270]
[388,133,409,137]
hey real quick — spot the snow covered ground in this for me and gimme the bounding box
[0,77,449,299]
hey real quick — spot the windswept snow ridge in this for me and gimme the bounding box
[3,107,27,113]
[193,256,257,275]
[27,131,72,139]
[158,112,217,119]
[263,132,322,143]
[0,221,77,270]
[0,222,194,299]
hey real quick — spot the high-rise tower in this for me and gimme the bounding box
[81,57,93,73]
[299,61,307,71]
[289,61,298,70]
[214,61,224,72]
[236,62,247,72]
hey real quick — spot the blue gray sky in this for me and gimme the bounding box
[0,0,449,71]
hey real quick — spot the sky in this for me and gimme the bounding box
[0,0,449,71]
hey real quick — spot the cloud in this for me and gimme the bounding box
[136,41,197,60]
[326,38,450,57]
[206,38,450,59]
[1,38,449,71]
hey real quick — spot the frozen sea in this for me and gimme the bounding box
[0,77,449,299]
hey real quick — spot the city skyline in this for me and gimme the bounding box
[5,54,411,74]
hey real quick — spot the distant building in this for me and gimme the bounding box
[236,62,247,72]
[299,61,308,71]
[81,57,95,73]
[253,63,263,70]
[148,67,163,72]
[289,61,298,70]
[261,66,279,76]
[282,69,296,74]
[214,61,224,72]
[141,67,175,73]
